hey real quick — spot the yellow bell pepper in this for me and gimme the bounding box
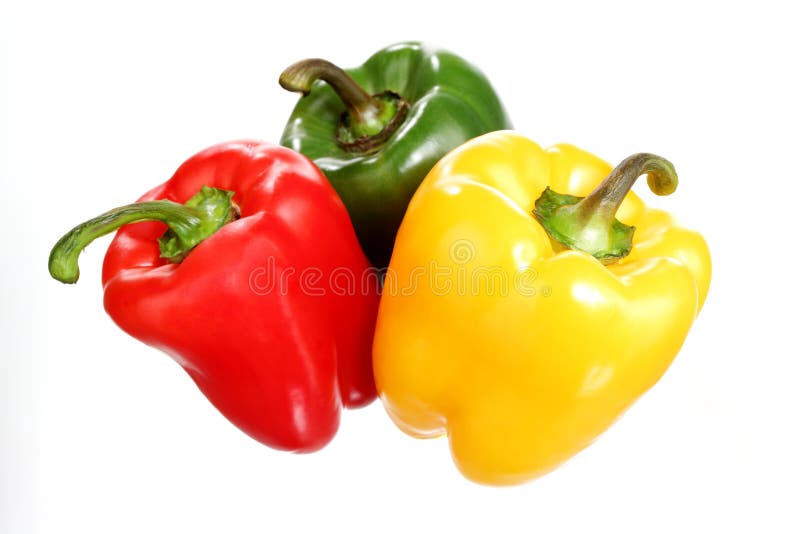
[373,131,711,485]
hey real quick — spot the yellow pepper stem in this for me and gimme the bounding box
[533,153,678,264]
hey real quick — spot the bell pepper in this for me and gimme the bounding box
[49,141,379,452]
[279,41,512,268]
[373,131,711,485]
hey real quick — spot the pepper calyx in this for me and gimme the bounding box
[49,185,238,284]
[336,91,409,153]
[533,153,678,264]
[534,187,634,264]
[158,186,238,262]
[279,58,409,154]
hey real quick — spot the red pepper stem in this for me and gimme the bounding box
[533,153,678,263]
[49,186,236,284]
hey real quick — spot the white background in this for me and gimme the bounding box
[3,0,799,532]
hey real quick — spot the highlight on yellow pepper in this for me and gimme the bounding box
[373,131,711,485]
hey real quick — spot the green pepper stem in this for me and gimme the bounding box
[279,58,409,150]
[280,59,379,124]
[49,186,236,284]
[533,153,678,263]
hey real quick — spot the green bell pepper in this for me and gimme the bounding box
[280,42,512,268]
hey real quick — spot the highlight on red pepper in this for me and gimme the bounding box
[49,141,379,452]
[280,42,513,269]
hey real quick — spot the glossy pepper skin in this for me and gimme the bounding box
[373,131,711,485]
[50,142,379,452]
[280,42,512,268]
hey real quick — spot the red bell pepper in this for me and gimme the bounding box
[49,141,379,452]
